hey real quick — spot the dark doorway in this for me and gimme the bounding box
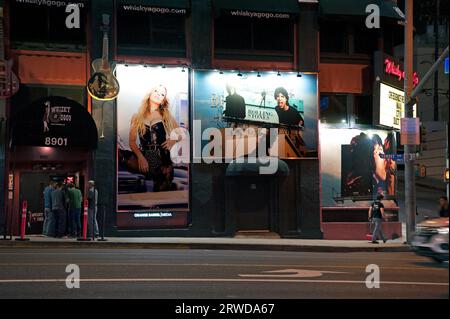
[235,179,271,231]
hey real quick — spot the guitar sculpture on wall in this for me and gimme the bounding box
[87,14,119,101]
[0,8,19,99]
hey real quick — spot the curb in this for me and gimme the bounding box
[0,240,412,253]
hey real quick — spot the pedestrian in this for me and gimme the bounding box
[368,193,387,244]
[51,182,67,238]
[439,196,449,218]
[42,181,56,236]
[67,183,83,238]
[87,180,99,238]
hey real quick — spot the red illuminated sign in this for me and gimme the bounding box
[384,58,419,87]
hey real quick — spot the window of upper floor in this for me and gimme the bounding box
[9,0,88,50]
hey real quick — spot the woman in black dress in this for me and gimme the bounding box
[128,85,180,192]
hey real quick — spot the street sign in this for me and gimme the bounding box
[445,57,449,75]
[380,154,404,161]
[401,118,420,145]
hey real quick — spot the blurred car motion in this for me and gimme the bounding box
[412,217,449,263]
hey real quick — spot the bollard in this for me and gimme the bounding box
[77,199,91,241]
[15,200,30,241]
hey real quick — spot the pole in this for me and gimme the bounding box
[404,0,415,244]
[15,200,29,241]
[433,0,440,121]
[77,199,90,241]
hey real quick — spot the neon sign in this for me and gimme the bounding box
[384,58,419,87]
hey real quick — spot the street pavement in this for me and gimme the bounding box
[0,248,447,299]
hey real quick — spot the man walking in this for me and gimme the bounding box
[67,183,82,238]
[51,183,67,238]
[87,180,99,238]
[368,193,387,244]
[42,181,56,236]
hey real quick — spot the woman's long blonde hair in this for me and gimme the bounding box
[132,85,176,137]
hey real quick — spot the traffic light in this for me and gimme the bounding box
[445,168,449,183]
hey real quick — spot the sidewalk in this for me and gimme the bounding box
[0,235,411,252]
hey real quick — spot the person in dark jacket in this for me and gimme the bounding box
[51,183,67,238]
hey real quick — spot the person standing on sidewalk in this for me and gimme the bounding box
[439,196,449,218]
[87,180,99,238]
[368,193,387,244]
[51,183,68,238]
[67,183,82,238]
[42,181,56,237]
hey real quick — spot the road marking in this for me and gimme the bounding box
[239,269,348,278]
[0,263,444,271]
[0,278,447,286]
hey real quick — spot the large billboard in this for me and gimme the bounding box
[193,71,318,158]
[321,128,397,207]
[116,65,189,228]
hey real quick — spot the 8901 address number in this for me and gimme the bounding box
[44,137,68,147]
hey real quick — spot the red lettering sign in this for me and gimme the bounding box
[384,58,419,87]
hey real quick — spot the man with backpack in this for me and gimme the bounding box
[368,193,387,244]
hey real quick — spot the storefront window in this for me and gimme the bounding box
[116,6,187,57]
[214,16,294,60]
[320,94,348,124]
[354,95,373,125]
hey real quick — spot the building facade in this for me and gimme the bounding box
[1,0,443,240]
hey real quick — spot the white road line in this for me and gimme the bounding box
[0,278,447,286]
[0,263,444,271]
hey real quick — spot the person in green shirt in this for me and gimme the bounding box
[67,183,83,238]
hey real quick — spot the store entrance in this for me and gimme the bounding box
[18,172,85,235]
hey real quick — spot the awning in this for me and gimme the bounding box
[117,0,190,8]
[319,0,402,19]
[12,96,98,150]
[226,158,290,177]
[319,63,371,94]
[13,50,87,86]
[214,0,300,16]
